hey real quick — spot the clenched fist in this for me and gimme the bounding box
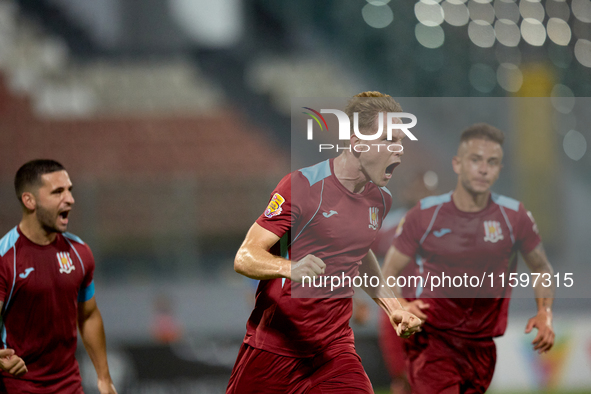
[389,310,422,338]
[290,254,326,282]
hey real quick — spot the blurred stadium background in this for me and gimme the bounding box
[0,0,590,392]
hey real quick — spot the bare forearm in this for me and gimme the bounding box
[381,246,411,305]
[524,243,555,313]
[534,267,555,312]
[359,251,404,312]
[382,265,406,302]
[531,270,554,312]
[532,268,554,312]
[78,309,111,380]
[535,296,553,314]
[381,255,398,280]
[234,245,290,280]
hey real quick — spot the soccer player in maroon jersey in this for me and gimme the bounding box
[0,160,117,393]
[226,92,422,393]
[368,173,437,394]
[383,124,556,394]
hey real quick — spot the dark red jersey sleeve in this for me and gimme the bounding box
[76,242,96,303]
[384,191,393,220]
[515,203,542,255]
[392,204,422,258]
[81,244,95,289]
[255,172,300,238]
[0,254,11,306]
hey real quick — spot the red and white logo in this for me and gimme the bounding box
[57,252,76,274]
[369,207,379,230]
[483,221,504,243]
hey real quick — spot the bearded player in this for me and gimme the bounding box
[383,124,555,394]
[226,92,422,393]
[0,160,117,393]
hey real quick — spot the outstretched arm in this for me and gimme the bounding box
[359,250,421,338]
[234,222,325,282]
[78,297,117,394]
[522,243,555,354]
[382,245,430,321]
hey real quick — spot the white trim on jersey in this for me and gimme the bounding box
[290,179,325,247]
[420,204,444,245]
[498,205,516,244]
[64,238,85,275]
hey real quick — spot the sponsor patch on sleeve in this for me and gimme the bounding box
[264,193,285,218]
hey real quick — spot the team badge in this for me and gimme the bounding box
[57,252,76,274]
[264,193,285,218]
[483,221,504,243]
[369,207,379,230]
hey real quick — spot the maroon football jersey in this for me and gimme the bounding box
[245,158,392,357]
[393,192,541,338]
[0,226,95,392]
[370,208,419,300]
[370,208,406,258]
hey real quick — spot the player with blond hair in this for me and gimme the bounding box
[227,92,421,393]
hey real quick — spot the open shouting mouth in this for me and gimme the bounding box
[58,209,70,225]
[385,162,400,176]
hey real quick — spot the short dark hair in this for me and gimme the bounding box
[460,123,504,146]
[15,159,65,202]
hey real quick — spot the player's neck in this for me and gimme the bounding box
[333,153,367,194]
[452,185,490,212]
[19,215,58,245]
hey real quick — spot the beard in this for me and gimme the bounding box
[35,204,62,233]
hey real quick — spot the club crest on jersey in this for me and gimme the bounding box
[264,193,285,218]
[483,221,504,243]
[57,252,75,274]
[369,207,379,230]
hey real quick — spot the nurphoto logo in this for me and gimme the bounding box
[302,108,418,152]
